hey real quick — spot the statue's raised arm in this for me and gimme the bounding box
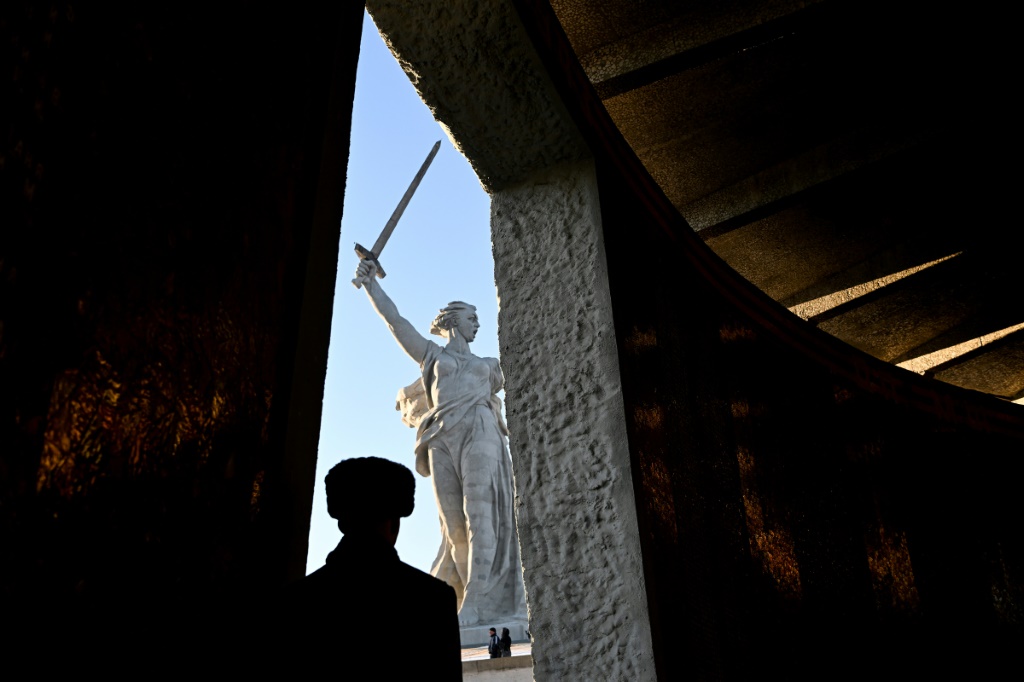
[354,259,430,364]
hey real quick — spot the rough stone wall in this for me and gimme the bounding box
[0,0,360,635]
[492,161,656,681]
[364,0,588,192]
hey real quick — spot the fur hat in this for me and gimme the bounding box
[325,457,415,525]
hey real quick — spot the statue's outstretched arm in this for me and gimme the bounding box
[354,259,429,363]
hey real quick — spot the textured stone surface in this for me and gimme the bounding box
[492,161,655,681]
[364,0,588,192]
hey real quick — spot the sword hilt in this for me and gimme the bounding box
[351,243,387,289]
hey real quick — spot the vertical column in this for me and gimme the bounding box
[492,160,656,681]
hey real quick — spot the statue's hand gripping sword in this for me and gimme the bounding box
[352,139,441,289]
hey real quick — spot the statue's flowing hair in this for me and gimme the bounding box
[430,301,475,337]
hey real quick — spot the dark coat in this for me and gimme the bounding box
[500,631,513,655]
[282,535,462,680]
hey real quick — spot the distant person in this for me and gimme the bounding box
[284,457,461,679]
[488,627,502,659]
[500,627,512,657]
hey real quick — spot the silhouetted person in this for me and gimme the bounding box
[284,457,461,679]
[500,627,512,657]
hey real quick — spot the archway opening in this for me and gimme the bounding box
[306,9,501,588]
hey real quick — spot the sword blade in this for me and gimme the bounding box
[370,139,441,258]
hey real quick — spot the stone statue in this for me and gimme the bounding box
[355,259,527,630]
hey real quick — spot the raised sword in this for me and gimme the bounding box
[352,139,441,288]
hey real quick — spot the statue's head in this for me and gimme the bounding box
[325,457,415,536]
[430,301,479,342]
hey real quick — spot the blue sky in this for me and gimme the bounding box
[306,11,498,575]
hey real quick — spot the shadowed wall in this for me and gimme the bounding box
[514,0,1024,677]
[0,0,362,644]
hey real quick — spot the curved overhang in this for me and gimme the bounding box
[368,0,1024,436]
[366,0,1024,677]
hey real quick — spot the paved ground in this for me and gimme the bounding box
[461,641,532,661]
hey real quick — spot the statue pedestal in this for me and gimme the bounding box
[459,619,529,646]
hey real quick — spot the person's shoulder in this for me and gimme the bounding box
[280,563,340,607]
[396,561,457,598]
[396,559,451,586]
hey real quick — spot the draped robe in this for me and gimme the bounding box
[412,341,526,622]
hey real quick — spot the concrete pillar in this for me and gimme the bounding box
[492,160,655,679]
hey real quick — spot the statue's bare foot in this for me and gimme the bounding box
[457,603,480,627]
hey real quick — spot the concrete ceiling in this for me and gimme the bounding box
[549,0,1022,402]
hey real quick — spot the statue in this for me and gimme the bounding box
[354,259,528,630]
